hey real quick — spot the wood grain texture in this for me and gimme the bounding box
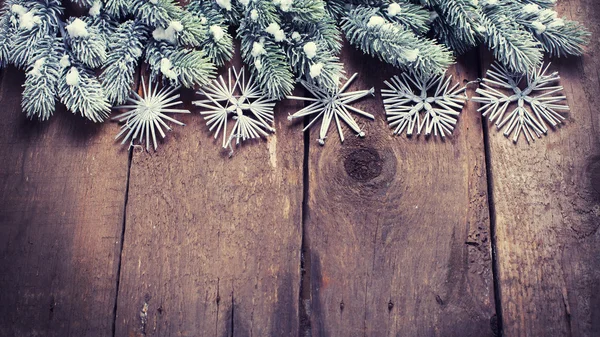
[0,68,129,337]
[302,46,496,336]
[113,56,304,337]
[485,0,600,336]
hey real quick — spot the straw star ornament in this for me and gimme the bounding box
[113,78,190,151]
[472,62,569,143]
[287,73,375,145]
[193,67,277,153]
[382,71,467,138]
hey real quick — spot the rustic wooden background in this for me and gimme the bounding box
[1,0,599,336]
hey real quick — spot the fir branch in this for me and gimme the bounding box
[146,40,216,88]
[0,0,592,125]
[10,31,48,69]
[431,15,475,55]
[213,0,243,25]
[101,20,149,104]
[377,0,431,35]
[8,1,63,68]
[515,0,557,8]
[132,0,181,28]
[535,19,589,57]
[429,0,482,48]
[86,10,118,41]
[289,16,343,54]
[481,10,543,73]
[242,1,281,27]
[22,37,64,120]
[284,0,327,22]
[511,4,590,57]
[166,49,216,88]
[173,11,208,47]
[64,17,107,68]
[104,0,131,18]
[188,0,242,25]
[238,2,294,99]
[324,0,346,20]
[0,14,10,67]
[70,0,94,7]
[58,63,111,122]
[240,36,295,99]
[187,0,234,65]
[342,6,454,75]
[279,0,344,89]
[285,39,344,92]
[201,23,234,66]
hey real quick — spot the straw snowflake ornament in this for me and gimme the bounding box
[113,78,190,151]
[472,62,568,143]
[382,72,467,138]
[193,67,277,153]
[287,73,375,145]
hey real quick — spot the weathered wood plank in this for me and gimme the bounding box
[113,55,304,336]
[302,47,496,336]
[0,68,129,337]
[485,0,600,336]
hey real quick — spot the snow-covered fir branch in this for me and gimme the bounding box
[424,0,589,72]
[0,0,591,124]
[22,37,64,120]
[341,6,454,76]
[100,20,148,104]
[187,0,235,66]
[0,0,223,121]
[236,0,345,99]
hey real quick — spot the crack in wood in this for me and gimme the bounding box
[215,277,220,337]
[231,282,235,337]
[562,287,573,337]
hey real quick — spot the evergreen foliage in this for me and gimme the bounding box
[341,6,454,75]
[0,0,590,122]
[0,0,223,121]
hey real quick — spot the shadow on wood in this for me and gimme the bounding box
[0,67,129,337]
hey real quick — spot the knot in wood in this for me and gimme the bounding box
[343,148,383,182]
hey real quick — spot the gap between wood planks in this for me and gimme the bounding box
[112,146,133,337]
[478,48,504,337]
[299,113,312,336]
[111,69,141,337]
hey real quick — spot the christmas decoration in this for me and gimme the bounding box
[113,77,190,151]
[0,0,589,125]
[472,62,568,143]
[193,67,276,152]
[287,73,374,145]
[382,71,466,137]
[0,0,229,121]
